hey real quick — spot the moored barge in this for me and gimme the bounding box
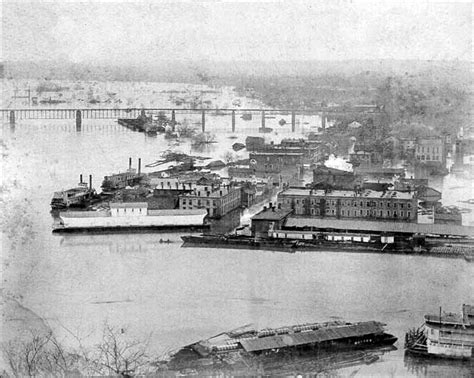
[168,320,397,370]
[53,202,208,233]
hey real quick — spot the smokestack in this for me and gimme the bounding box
[138,158,141,175]
[89,175,92,189]
[129,157,132,170]
[80,174,83,183]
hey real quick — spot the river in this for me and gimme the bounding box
[1,115,473,376]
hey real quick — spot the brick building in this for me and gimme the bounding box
[278,187,417,222]
[178,184,241,218]
[249,150,304,181]
[415,137,446,164]
[312,166,362,190]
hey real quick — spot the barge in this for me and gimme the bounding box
[53,202,208,233]
[168,320,397,371]
[182,206,474,257]
[50,175,97,209]
[405,304,473,360]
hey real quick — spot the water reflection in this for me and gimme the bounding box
[404,352,473,377]
[57,232,183,254]
[165,345,398,376]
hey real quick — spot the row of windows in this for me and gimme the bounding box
[281,198,412,209]
[417,155,441,161]
[114,208,144,213]
[417,146,441,153]
[181,194,240,208]
[303,208,412,218]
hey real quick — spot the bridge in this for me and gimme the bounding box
[1,106,382,132]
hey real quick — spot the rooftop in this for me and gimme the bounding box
[59,211,108,218]
[284,217,474,237]
[250,151,304,156]
[251,208,293,221]
[280,188,416,200]
[239,321,384,353]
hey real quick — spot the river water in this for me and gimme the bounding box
[1,115,473,376]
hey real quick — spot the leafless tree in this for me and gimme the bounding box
[2,331,76,377]
[88,323,150,377]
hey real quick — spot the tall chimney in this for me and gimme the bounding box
[138,158,141,175]
[80,174,83,183]
[89,175,92,189]
[129,157,132,170]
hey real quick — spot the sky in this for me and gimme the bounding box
[1,0,472,64]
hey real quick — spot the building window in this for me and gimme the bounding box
[332,209,335,215]
[387,211,391,216]
[360,210,363,215]
[360,201,363,207]
[379,210,383,217]
[387,203,391,207]
[400,203,404,209]
[408,211,411,218]
[408,203,412,209]
[401,211,404,217]
[341,210,345,216]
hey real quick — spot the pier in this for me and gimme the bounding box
[1,106,381,132]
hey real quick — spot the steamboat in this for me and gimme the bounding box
[50,174,97,209]
[405,304,473,360]
[101,158,145,193]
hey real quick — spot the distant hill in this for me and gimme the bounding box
[1,59,470,89]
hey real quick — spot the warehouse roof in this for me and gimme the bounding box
[251,208,293,221]
[279,188,415,200]
[239,321,384,352]
[284,217,474,237]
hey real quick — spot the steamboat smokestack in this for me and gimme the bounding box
[138,158,141,175]
[129,157,132,170]
[89,175,92,189]
[80,174,83,183]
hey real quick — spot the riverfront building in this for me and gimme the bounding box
[178,184,241,218]
[277,188,417,222]
[415,137,446,164]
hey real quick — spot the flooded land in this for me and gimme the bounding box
[2,80,473,375]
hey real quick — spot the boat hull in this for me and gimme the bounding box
[53,224,210,234]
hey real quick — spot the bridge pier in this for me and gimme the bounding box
[201,110,206,132]
[171,110,176,131]
[291,111,296,132]
[231,110,236,132]
[261,111,265,129]
[9,110,15,125]
[76,110,82,131]
[321,112,326,130]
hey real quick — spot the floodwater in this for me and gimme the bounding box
[1,116,473,377]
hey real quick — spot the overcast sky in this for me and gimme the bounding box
[2,0,472,63]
